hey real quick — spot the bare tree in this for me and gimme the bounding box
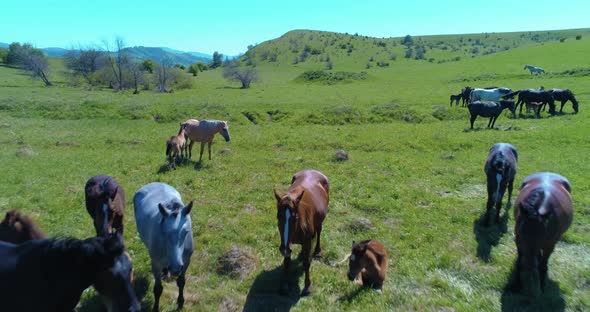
[128,61,146,94]
[65,47,104,84]
[154,58,173,92]
[222,60,258,89]
[103,37,129,91]
[7,42,52,86]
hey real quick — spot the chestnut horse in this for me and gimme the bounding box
[85,175,126,237]
[274,169,329,296]
[514,172,573,297]
[0,209,45,244]
[166,126,188,168]
[347,240,388,292]
[181,119,230,162]
[484,143,518,225]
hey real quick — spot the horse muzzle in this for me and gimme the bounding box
[279,244,292,257]
[347,272,356,281]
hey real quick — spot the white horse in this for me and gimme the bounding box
[134,182,193,312]
[524,64,545,75]
[470,87,513,102]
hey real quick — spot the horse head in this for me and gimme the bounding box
[94,234,140,312]
[158,200,193,276]
[347,240,369,281]
[219,121,230,142]
[500,100,516,117]
[274,189,305,258]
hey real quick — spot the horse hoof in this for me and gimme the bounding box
[301,286,312,297]
[313,250,322,259]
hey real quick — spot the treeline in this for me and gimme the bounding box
[0,39,258,91]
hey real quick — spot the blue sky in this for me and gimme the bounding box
[1,0,588,55]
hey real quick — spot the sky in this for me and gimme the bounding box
[1,0,588,56]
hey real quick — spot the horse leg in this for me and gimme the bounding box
[208,141,212,160]
[560,101,565,113]
[506,179,514,210]
[188,140,194,159]
[313,225,322,258]
[495,182,507,223]
[485,179,494,225]
[470,115,476,129]
[280,256,291,295]
[539,244,555,292]
[176,271,186,309]
[301,242,313,296]
[199,142,205,162]
[488,117,493,128]
[152,271,163,312]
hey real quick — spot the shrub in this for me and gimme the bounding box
[576,35,582,40]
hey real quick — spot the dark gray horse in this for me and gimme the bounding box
[468,100,516,129]
[450,93,462,107]
[484,143,518,225]
[514,90,555,115]
[547,89,579,113]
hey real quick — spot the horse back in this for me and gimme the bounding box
[290,170,329,214]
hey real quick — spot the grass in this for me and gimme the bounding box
[0,28,589,312]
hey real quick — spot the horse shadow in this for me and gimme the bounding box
[473,207,509,262]
[156,158,195,173]
[77,273,151,312]
[336,286,366,303]
[243,260,304,312]
[500,260,565,312]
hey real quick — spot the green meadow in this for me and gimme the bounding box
[0,29,589,311]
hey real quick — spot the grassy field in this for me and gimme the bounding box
[0,29,589,312]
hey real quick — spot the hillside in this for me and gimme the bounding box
[0,28,589,312]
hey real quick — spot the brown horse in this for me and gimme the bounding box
[0,209,45,244]
[181,119,230,162]
[484,143,518,225]
[514,172,573,297]
[347,240,388,292]
[85,175,126,237]
[166,125,188,168]
[274,169,329,296]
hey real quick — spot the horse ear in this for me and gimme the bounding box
[274,189,282,202]
[183,201,193,216]
[158,203,168,217]
[294,190,305,206]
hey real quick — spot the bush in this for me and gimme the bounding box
[576,35,582,40]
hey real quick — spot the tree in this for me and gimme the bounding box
[222,60,258,89]
[142,59,154,73]
[7,42,52,86]
[401,35,413,46]
[64,47,104,84]
[210,51,223,69]
[128,62,146,94]
[0,48,7,63]
[405,48,413,59]
[154,58,173,93]
[196,62,208,72]
[103,37,129,91]
[188,64,199,76]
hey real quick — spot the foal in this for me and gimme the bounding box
[274,169,329,296]
[514,172,573,297]
[347,240,388,292]
[450,93,462,107]
[166,125,188,168]
[0,209,45,244]
[484,143,518,225]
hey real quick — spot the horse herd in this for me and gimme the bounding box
[0,117,575,311]
[449,85,579,129]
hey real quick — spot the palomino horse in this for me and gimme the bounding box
[347,240,388,292]
[515,89,555,115]
[0,233,140,312]
[181,119,230,162]
[450,93,462,107]
[514,172,573,297]
[274,169,329,296]
[524,64,545,75]
[484,143,518,225]
[85,175,126,237]
[470,87,513,102]
[548,89,579,113]
[134,182,194,312]
[166,126,188,168]
[467,100,516,129]
[0,209,44,243]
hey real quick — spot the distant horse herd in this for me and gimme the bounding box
[450,80,579,129]
[0,109,578,308]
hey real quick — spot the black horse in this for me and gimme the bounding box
[0,233,140,312]
[450,93,462,107]
[461,87,473,106]
[468,100,516,129]
[547,89,579,113]
[514,89,555,115]
[484,143,518,225]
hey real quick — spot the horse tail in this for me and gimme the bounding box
[502,90,520,100]
[520,187,546,218]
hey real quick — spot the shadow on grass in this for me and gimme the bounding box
[500,261,565,312]
[243,260,304,312]
[463,126,501,132]
[473,207,509,262]
[156,158,200,173]
[337,286,365,303]
[78,273,151,312]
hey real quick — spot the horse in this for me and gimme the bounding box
[467,100,516,129]
[461,87,473,106]
[548,89,579,113]
[524,102,544,118]
[450,93,462,107]
[513,172,573,297]
[470,87,513,102]
[0,233,140,312]
[166,125,188,168]
[134,182,194,312]
[483,143,518,225]
[524,64,545,75]
[181,119,230,162]
[515,89,555,115]
[0,209,45,244]
[347,240,388,292]
[274,169,329,296]
[85,175,126,237]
